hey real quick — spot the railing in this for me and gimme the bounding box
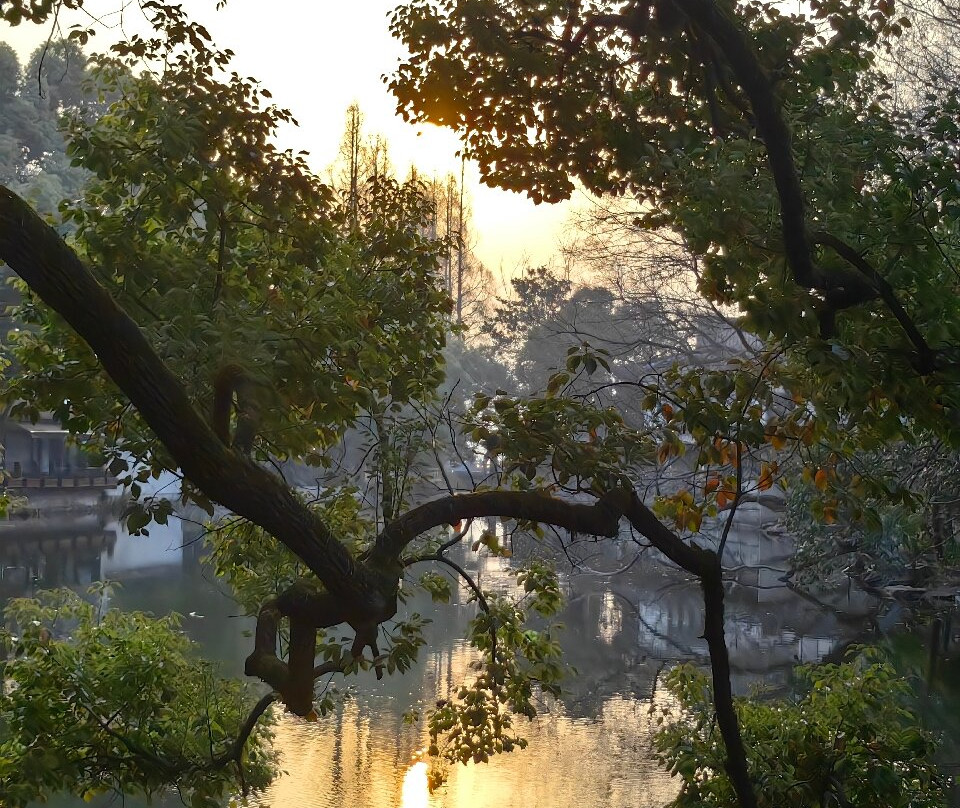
[4,474,118,490]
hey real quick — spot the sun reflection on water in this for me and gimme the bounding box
[400,760,430,808]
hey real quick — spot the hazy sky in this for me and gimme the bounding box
[1,1,577,278]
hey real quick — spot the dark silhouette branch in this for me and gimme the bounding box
[812,231,937,371]
[243,581,393,714]
[212,363,264,454]
[211,692,277,768]
[700,563,759,808]
[0,184,391,621]
[408,551,500,679]
[671,0,813,286]
[670,0,936,369]
[372,489,623,564]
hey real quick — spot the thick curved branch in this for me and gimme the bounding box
[672,0,814,286]
[244,580,396,714]
[374,486,716,579]
[673,0,934,368]
[378,485,749,804]
[244,604,288,694]
[372,489,623,564]
[812,231,936,371]
[0,185,390,619]
[212,363,263,453]
[619,488,714,574]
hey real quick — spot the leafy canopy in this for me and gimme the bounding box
[0,586,275,808]
[0,7,590,802]
[656,651,946,808]
[2,0,957,802]
[389,0,960,444]
[7,2,450,491]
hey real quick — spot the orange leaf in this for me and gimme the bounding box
[757,465,773,491]
[814,469,829,491]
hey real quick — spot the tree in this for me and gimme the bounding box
[0,587,276,805]
[322,106,492,525]
[786,434,960,589]
[419,162,493,330]
[22,38,92,116]
[656,652,945,807]
[389,0,960,430]
[1,6,451,803]
[568,206,762,368]
[0,39,94,203]
[1,1,956,806]
[517,285,621,382]
[0,42,19,101]
[486,271,623,390]
[0,38,100,435]
[0,5,729,805]
[882,0,960,107]
[388,0,960,804]
[332,105,492,331]
[488,265,571,356]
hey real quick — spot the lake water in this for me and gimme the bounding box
[2,502,954,807]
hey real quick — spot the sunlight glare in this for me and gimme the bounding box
[400,761,431,808]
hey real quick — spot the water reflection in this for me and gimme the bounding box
[0,513,115,600]
[253,524,879,807]
[262,692,677,808]
[433,695,676,808]
[2,506,946,808]
[400,761,431,808]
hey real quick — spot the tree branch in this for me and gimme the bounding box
[672,0,814,286]
[812,231,937,372]
[0,184,390,619]
[211,692,277,768]
[673,0,935,366]
[372,489,623,564]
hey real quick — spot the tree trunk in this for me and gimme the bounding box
[701,564,758,808]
